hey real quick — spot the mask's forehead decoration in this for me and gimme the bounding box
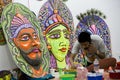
[44,9,70,35]
[39,0,74,39]
[1,3,50,78]
[10,13,34,38]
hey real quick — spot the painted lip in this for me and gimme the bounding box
[59,48,67,52]
[28,48,41,59]
[32,48,40,53]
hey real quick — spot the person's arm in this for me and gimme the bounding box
[95,50,105,59]
[87,35,106,59]
[97,36,107,59]
[70,53,76,65]
[86,43,105,59]
[70,40,80,68]
[87,58,117,72]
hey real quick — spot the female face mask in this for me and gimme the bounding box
[46,24,70,61]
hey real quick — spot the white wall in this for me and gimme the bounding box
[0,0,120,70]
[0,45,16,70]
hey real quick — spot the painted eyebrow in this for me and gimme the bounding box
[20,33,30,37]
[32,32,37,35]
[63,29,69,33]
[20,31,36,37]
[48,29,61,34]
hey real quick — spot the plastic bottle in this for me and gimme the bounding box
[103,71,110,80]
[94,59,99,73]
[82,67,88,80]
[77,66,88,80]
[77,66,82,80]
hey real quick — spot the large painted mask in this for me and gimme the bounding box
[1,3,50,78]
[0,0,12,45]
[74,9,111,65]
[76,9,111,52]
[38,0,74,69]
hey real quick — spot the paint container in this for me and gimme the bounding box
[87,72,103,80]
[60,74,75,80]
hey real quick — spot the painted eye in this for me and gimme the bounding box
[64,34,69,39]
[49,34,60,39]
[33,34,38,39]
[21,35,29,41]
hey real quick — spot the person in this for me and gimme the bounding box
[70,31,110,67]
[10,13,46,78]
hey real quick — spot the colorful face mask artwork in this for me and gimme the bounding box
[38,0,74,69]
[74,9,111,64]
[0,0,12,45]
[1,3,50,78]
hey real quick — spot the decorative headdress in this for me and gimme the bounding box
[40,0,70,35]
[10,13,34,38]
[44,9,69,35]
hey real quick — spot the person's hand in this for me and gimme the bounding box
[70,62,82,69]
[69,60,77,69]
[70,63,76,69]
[70,54,77,69]
[87,55,96,62]
[84,44,97,62]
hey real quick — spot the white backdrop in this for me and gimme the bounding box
[0,0,120,70]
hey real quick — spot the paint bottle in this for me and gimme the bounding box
[94,59,99,73]
[77,66,88,80]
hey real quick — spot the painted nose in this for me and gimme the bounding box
[32,39,39,46]
[59,32,68,46]
[59,42,66,46]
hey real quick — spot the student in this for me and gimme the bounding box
[70,31,111,67]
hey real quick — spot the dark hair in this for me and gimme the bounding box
[78,31,91,43]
